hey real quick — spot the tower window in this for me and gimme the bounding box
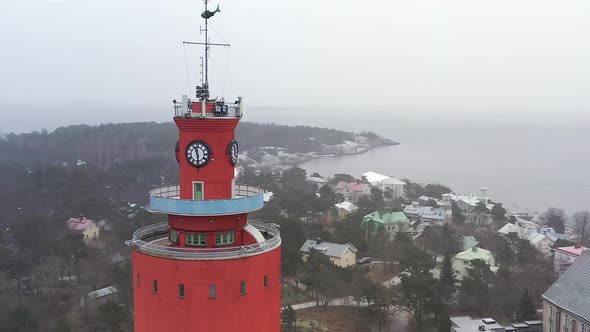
[186,233,207,246]
[216,232,235,246]
[136,274,140,288]
[153,280,158,294]
[240,281,246,296]
[264,275,269,289]
[179,284,185,299]
[169,229,179,244]
[209,285,216,299]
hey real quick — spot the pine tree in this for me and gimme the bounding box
[439,253,457,295]
[281,305,297,331]
[515,288,537,321]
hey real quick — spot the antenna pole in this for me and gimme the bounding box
[204,1,209,88]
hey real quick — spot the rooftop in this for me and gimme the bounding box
[65,216,97,233]
[300,239,358,259]
[543,251,590,322]
[362,171,406,185]
[454,247,494,262]
[335,201,358,212]
[463,236,480,251]
[450,316,505,332]
[555,245,589,257]
[362,210,410,225]
[334,181,371,192]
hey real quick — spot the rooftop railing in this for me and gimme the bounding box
[149,185,265,216]
[127,221,281,260]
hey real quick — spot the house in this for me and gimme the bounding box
[299,239,358,268]
[452,247,498,280]
[450,316,542,332]
[554,245,589,275]
[361,210,411,240]
[334,201,358,219]
[542,252,590,332]
[65,215,100,241]
[361,171,405,200]
[404,203,448,225]
[497,223,569,256]
[334,181,372,203]
[442,187,494,225]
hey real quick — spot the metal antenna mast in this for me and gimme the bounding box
[183,1,229,100]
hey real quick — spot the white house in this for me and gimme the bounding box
[334,181,372,203]
[361,171,405,200]
[441,188,494,225]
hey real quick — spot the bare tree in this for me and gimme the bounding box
[572,211,590,245]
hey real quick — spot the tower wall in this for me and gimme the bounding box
[132,247,281,332]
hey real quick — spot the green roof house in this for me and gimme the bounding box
[361,210,411,239]
[452,247,498,280]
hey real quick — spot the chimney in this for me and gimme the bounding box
[316,238,322,244]
[575,245,582,249]
[472,247,478,252]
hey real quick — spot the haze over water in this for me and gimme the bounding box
[246,108,590,215]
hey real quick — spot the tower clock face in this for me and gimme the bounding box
[186,140,211,168]
[228,140,239,166]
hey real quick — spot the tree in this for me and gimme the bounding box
[328,173,355,185]
[439,253,457,296]
[491,203,507,222]
[451,202,466,224]
[96,301,128,332]
[572,211,590,245]
[459,259,495,316]
[472,201,490,225]
[395,246,438,327]
[542,208,567,233]
[6,306,38,332]
[52,318,71,332]
[515,288,537,321]
[281,305,297,331]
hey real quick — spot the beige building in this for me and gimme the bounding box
[542,252,590,332]
[300,239,358,268]
[334,181,372,203]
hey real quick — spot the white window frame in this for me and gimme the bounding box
[192,181,205,200]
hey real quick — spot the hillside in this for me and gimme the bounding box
[0,122,397,169]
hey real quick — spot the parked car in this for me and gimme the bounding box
[357,257,372,265]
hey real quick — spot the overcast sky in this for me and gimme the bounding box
[1,0,590,133]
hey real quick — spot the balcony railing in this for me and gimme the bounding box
[149,185,265,216]
[127,221,281,260]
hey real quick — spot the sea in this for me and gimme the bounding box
[245,107,590,215]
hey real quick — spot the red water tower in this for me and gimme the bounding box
[129,3,281,331]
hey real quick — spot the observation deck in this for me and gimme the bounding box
[128,221,281,260]
[149,185,265,216]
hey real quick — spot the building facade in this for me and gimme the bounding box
[334,181,372,203]
[361,210,411,240]
[452,247,497,281]
[543,252,590,332]
[128,4,281,331]
[361,171,405,200]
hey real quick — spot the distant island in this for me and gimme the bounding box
[0,122,398,169]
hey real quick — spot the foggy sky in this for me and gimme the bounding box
[1,0,590,133]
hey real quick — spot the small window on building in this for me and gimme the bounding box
[136,274,140,288]
[264,275,269,289]
[186,233,207,246]
[209,285,216,299]
[169,229,179,244]
[240,281,246,295]
[179,284,185,299]
[153,280,158,294]
[216,232,235,246]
